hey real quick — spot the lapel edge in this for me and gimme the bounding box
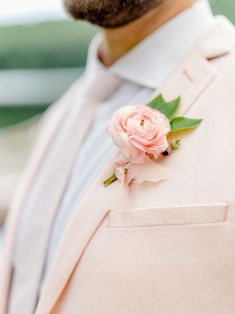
[0,77,84,314]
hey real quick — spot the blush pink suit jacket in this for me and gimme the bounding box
[1,17,235,314]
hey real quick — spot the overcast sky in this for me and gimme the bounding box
[0,0,67,25]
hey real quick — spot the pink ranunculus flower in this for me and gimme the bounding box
[107,105,171,166]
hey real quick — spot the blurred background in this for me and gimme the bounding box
[0,0,234,263]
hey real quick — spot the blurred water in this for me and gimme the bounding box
[0,68,83,106]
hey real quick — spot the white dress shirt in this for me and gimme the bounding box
[43,0,215,277]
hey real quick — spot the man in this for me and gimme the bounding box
[1,0,235,313]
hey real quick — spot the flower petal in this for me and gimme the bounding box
[128,160,171,184]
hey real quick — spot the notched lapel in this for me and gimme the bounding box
[197,16,235,60]
[152,17,235,117]
[36,161,130,314]
[155,50,217,116]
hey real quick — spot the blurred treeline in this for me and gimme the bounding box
[0,22,96,70]
[0,0,234,216]
[0,0,234,70]
[0,0,234,129]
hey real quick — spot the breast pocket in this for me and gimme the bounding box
[108,203,228,228]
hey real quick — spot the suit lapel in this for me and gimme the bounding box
[158,49,217,115]
[36,161,130,314]
[0,79,83,314]
[153,17,235,113]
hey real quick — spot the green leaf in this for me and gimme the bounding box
[148,94,180,120]
[170,117,203,133]
[148,94,165,109]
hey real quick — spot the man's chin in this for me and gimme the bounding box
[63,0,165,28]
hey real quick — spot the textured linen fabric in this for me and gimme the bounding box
[44,0,215,276]
[39,19,235,313]
[7,71,123,314]
[3,2,235,314]
[1,12,235,314]
[4,0,215,312]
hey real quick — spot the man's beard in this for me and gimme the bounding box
[63,0,165,28]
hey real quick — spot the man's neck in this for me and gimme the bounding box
[99,0,197,66]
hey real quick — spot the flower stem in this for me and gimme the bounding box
[171,138,181,150]
[103,174,118,187]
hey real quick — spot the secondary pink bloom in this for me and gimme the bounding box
[107,105,171,166]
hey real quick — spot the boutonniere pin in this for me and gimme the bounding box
[104,95,202,187]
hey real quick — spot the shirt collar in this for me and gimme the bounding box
[86,0,215,88]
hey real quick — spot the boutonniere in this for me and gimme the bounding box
[104,94,202,187]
